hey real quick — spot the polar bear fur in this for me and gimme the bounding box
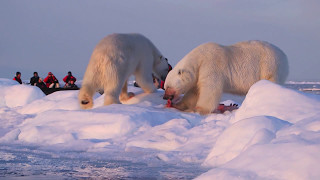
[79,33,169,109]
[164,41,289,115]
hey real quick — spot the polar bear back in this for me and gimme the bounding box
[224,41,288,94]
[231,40,288,83]
[178,41,288,95]
[82,33,159,89]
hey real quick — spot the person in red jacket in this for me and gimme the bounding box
[63,71,77,86]
[13,71,22,84]
[64,77,78,89]
[43,72,60,88]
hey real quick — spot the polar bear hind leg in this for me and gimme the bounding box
[260,61,279,84]
[259,45,288,84]
[134,69,157,94]
[102,64,125,105]
[79,85,95,109]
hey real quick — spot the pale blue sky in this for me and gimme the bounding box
[1,0,319,81]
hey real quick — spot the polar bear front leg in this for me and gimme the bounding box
[195,84,223,115]
[103,83,122,105]
[174,86,198,112]
[135,73,157,94]
[119,80,135,103]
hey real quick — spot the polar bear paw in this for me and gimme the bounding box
[79,97,93,109]
[120,92,135,102]
[195,106,211,115]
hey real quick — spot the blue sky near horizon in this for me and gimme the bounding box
[1,0,319,81]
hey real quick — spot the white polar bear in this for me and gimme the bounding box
[163,41,289,115]
[79,33,169,109]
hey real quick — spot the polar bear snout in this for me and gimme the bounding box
[163,94,174,100]
[163,87,179,103]
[163,88,175,100]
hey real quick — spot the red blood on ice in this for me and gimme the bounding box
[166,100,238,113]
[166,99,173,108]
[217,104,225,113]
[214,104,239,113]
[128,92,135,98]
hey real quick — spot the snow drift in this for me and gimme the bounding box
[0,79,320,179]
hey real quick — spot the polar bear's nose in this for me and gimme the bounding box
[81,100,90,105]
[163,94,174,100]
[163,95,174,100]
[163,87,176,100]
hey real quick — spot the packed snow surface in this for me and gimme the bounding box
[1,79,320,179]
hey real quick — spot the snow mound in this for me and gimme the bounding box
[199,80,320,179]
[0,83,45,108]
[1,78,320,179]
[203,116,291,167]
[0,78,19,86]
[18,90,80,114]
[16,109,136,145]
[232,80,320,124]
[197,143,320,180]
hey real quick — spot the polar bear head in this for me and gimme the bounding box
[153,55,170,81]
[163,66,196,103]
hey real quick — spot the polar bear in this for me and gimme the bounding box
[163,41,289,115]
[79,33,169,109]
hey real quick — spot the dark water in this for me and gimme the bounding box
[284,82,320,95]
[0,145,205,180]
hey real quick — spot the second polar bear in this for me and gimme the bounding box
[79,33,169,109]
[163,41,289,115]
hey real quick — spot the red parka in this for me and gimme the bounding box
[13,77,22,84]
[63,75,76,83]
[43,75,59,88]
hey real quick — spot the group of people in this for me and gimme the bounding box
[13,62,172,95]
[13,71,78,93]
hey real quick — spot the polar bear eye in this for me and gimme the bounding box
[178,70,182,75]
[160,56,163,59]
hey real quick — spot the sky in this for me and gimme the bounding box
[1,0,319,81]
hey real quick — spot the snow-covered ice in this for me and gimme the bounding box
[0,78,320,179]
